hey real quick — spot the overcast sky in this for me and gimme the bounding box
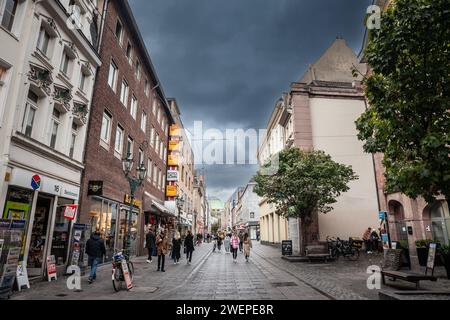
[129,0,372,201]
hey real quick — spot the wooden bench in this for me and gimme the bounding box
[305,244,331,262]
[381,270,437,290]
[376,249,438,290]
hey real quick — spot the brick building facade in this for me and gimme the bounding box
[78,0,174,261]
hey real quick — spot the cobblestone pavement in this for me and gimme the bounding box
[10,242,450,300]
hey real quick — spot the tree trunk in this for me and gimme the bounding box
[299,214,313,256]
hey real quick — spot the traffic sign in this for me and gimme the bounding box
[31,175,41,190]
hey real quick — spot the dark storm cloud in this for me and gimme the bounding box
[129,0,372,200]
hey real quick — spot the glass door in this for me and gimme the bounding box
[27,195,52,277]
[50,198,74,267]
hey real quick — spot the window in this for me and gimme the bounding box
[60,51,71,76]
[100,111,112,143]
[37,27,50,56]
[147,159,152,181]
[120,80,129,106]
[150,126,155,147]
[158,169,162,190]
[115,20,123,44]
[114,125,124,155]
[144,79,149,96]
[138,148,143,166]
[250,212,255,219]
[152,99,156,115]
[126,42,132,64]
[126,136,133,156]
[161,174,165,191]
[107,61,118,91]
[153,164,158,185]
[69,133,76,158]
[79,71,88,92]
[50,108,60,149]
[141,112,147,132]
[22,90,38,137]
[155,133,159,154]
[130,95,137,119]
[159,140,164,159]
[135,60,140,80]
[1,0,18,32]
[156,105,161,123]
[163,146,167,163]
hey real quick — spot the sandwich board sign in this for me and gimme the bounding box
[121,260,133,290]
[47,255,57,282]
[16,263,30,291]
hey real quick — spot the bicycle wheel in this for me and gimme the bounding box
[112,267,123,292]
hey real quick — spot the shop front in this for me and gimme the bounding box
[86,195,142,260]
[1,167,80,279]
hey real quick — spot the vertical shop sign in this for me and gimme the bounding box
[64,205,78,221]
[121,260,133,290]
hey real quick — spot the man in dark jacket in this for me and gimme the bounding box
[85,231,106,284]
[184,230,195,265]
[146,228,156,263]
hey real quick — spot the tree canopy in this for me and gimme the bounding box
[254,148,358,223]
[356,0,450,203]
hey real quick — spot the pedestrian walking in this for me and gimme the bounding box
[243,233,253,262]
[231,233,240,263]
[145,228,156,264]
[217,233,223,252]
[362,227,372,254]
[172,231,182,264]
[224,234,231,253]
[212,234,217,252]
[156,231,168,272]
[238,232,244,252]
[184,230,195,265]
[85,231,106,284]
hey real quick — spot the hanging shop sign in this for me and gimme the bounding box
[169,125,180,137]
[168,155,179,166]
[166,185,178,197]
[87,181,103,196]
[124,195,142,209]
[167,170,179,182]
[64,204,78,221]
[169,140,180,151]
[379,211,386,221]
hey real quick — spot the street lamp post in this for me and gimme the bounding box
[122,152,147,256]
[175,196,185,233]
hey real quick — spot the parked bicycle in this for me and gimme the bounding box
[326,236,361,261]
[112,250,134,292]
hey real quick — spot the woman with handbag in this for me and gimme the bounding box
[184,230,195,265]
[243,233,253,262]
[156,231,168,272]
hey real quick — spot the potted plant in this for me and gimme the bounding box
[440,245,450,280]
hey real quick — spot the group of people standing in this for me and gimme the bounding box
[213,231,253,263]
[145,229,196,272]
[362,227,382,254]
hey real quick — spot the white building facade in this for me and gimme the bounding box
[0,0,102,278]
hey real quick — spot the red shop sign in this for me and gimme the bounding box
[64,205,78,220]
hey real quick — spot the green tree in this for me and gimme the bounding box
[254,148,358,255]
[356,0,450,203]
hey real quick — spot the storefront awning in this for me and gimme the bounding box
[145,200,176,217]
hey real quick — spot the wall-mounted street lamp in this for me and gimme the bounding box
[175,196,185,231]
[122,152,147,255]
